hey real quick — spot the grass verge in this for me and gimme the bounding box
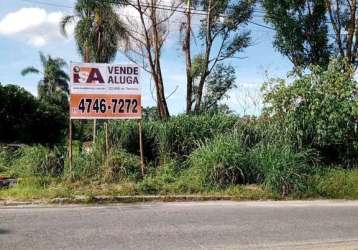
[0,177,275,203]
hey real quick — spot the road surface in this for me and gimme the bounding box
[1,201,358,249]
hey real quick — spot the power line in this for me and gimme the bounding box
[19,0,72,9]
[111,0,268,15]
[18,0,274,31]
[248,21,275,31]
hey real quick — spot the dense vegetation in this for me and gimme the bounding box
[1,0,358,200]
[0,84,67,144]
[0,60,357,200]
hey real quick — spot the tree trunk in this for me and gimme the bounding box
[194,0,213,113]
[184,0,193,114]
[346,0,356,64]
[326,0,358,65]
[135,0,170,120]
[125,0,171,119]
[151,0,170,119]
[325,0,345,58]
[193,69,209,113]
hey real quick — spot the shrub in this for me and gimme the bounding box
[137,176,164,194]
[65,144,141,183]
[9,146,64,178]
[262,59,358,166]
[65,151,99,180]
[137,160,179,194]
[0,147,14,173]
[101,150,141,182]
[185,132,259,189]
[174,168,207,193]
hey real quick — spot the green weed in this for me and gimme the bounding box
[251,142,317,196]
[7,145,64,178]
[314,168,358,199]
[186,132,259,189]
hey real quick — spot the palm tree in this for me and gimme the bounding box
[61,0,128,144]
[61,0,127,63]
[21,52,69,99]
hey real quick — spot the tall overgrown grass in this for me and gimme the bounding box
[186,132,259,188]
[313,168,358,199]
[106,114,242,164]
[251,143,317,195]
[1,112,357,199]
[0,146,13,173]
[5,145,64,178]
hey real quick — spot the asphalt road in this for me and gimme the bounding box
[1,201,358,250]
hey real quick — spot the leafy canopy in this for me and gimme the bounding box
[21,52,69,110]
[0,84,67,144]
[61,0,127,63]
[262,0,330,68]
[262,59,358,166]
[202,64,237,112]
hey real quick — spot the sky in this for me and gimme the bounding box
[0,0,293,116]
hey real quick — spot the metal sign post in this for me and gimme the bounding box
[68,118,73,174]
[138,120,145,177]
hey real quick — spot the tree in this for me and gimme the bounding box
[262,0,358,68]
[21,52,69,107]
[121,0,177,120]
[262,0,330,68]
[325,0,358,66]
[61,0,128,63]
[0,84,67,144]
[184,0,255,113]
[201,64,237,112]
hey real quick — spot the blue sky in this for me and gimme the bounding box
[0,0,293,115]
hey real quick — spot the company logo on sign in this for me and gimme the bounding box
[73,66,105,84]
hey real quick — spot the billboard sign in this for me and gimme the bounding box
[70,63,141,119]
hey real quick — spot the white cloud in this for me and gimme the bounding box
[0,8,73,47]
[30,36,46,47]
